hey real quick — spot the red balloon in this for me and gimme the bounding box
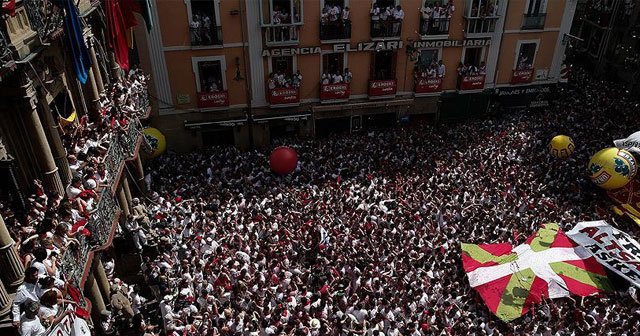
[270,146,298,175]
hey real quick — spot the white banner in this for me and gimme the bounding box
[567,220,640,288]
[46,307,91,336]
[614,131,640,152]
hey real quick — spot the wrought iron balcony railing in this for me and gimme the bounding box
[370,19,402,39]
[419,17,451,36]
[522,13,546,30]
[23,0,64,43]
[320,21,351,41]
[190,25,223,46]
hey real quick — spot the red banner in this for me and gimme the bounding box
[459,75,486,91]
[320,83,350,101]
[511,69,535,84]
[197,91,229,108]
[368,79,397,97]
[415,77,443,94]
[269,88,300,105]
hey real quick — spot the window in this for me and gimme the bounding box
[466,0,499,17]
[418,49,440,68]
[515,42,537,70]
[371,51,396,80]
[272,56,294,75]
[261,0,303,25]
[320,0,351,40]
[192,57,227,92]
[268,55,302,89]
[188,0,222,45]
[420,1,454,35]
[525,0,547,15]
[322,53,345,75]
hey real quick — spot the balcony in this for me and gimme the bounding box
[522,13,546,30]
[511,68,534,84]
[190,25,223,47]
[320,82,350,103]
[415,77,443,96]
[268,87,300,107]
[320,22,351,42]
[23,0,65,43]
[264,25,300,46]
[59,99,148,291]
[368,79,397,98]
[371,20,402,39]
[458,74,486,91]
[197,90,229,108]
[419,18,451,38]
[464,17,499,37]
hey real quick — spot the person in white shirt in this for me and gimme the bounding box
[344,68,353,83]
[332,71,344,84]
[392,5,404,36]
[437,60,446,78]
[421,4,433,33]
[13,267,44,327]
[370,3,381,36]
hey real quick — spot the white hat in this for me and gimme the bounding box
[310,318,321,329]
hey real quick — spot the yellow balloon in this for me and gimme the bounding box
[588,148,638,190]
[549,135,575,159]
[142,127,166,158]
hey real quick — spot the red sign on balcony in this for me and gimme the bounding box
[459,75,486,91]
[368,79,397,97]
[415,77,443,94]
[320,83,350,101]
[197,91,229,108]
[511,69,535,84]
[269,87,300,105]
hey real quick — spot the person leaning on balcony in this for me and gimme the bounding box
[370,2,381,36]
[12,267,44,328]
[479,61,487,75]
[392,5,405,36]
[421,3,433,33]
[437,60,446,78]
[292,70,303,88]
[342,6,351,36]
[344,68,353,83]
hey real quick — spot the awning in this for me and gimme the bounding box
[184,117,247,129]
[312,98,414,113]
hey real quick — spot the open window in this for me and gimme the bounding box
[371,51,396,80]
[418,49,440,68]
[261,0,303,25]
[420,0,454,35]
[465,0,499,17]
[320,0,351,40]
[322,53,346,77]
[515,42,537,70]
[188,0,223,46]
[522,0,547,29]
[193,56,229,108]
[463,47,486,67]
[196,60,224,92]
[271,56,294,76]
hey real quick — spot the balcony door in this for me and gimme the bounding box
[515,41,538,70]
[462,47,486,68]
[187,0,222,45]
[371,51,396,80]
[192,57,227,93]
[261,0,303,25]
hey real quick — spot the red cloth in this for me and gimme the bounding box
[105,0,137,71]
[2,0,16,17]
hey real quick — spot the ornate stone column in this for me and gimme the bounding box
[117,187,130,217]
[88,39,105,94]
[37,91,72,185]
[122,176,133,206]
[0,214,25,290]
[94,257,111,303]
[20,76,64,195]
[0,277,11,316]
[85,272,107,316]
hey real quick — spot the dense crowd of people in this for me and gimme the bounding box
[320,3,351,40]
[3,68,150,336]
[457,61,487,77]
[415,60,446,80]
[268,70,303,90]
[370,2,405,37]
[321,68,353,85]
[109,68,640,336]
[420,1,455,34]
